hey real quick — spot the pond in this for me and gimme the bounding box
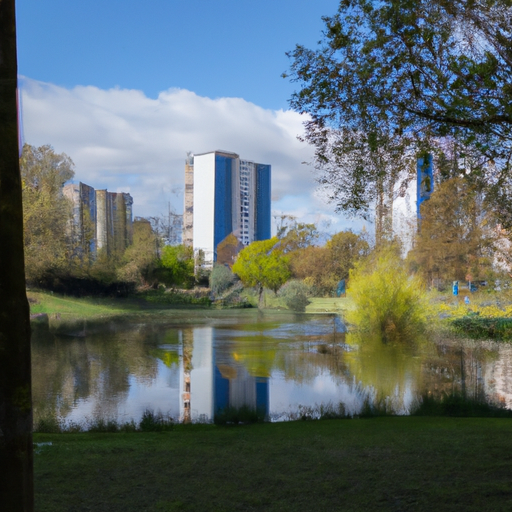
[31,310,512,426]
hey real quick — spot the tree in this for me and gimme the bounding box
[286,0,512,225]
[278,222,319,252]
[117,219,159,287]
[346,248,428,343]
[408,177,497,287]
[216,233,244,267]
[148,203,183,248]
[232,237,291,307]
[20,144,75,283]
[326,230,371,282]
[290,230,369,295]
[210,264,236,295]
[157,244,195,289]
[0,1,34,509]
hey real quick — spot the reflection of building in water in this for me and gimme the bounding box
[180,329,194,423]
[484,345,512,409]
[178,327,269,422]
[215,365,269,416]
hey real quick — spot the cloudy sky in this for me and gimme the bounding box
[17,0,363,234]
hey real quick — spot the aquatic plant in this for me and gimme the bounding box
[139,409,174,432]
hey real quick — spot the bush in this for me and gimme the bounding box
[345,247,429,342]
[278,279,312,312]
[210,265,236,295]
[451,316,512,339]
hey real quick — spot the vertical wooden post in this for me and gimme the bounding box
[0,1,34,510]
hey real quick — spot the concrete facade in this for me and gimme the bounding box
[183,152,194,247]
[64,182,133,258]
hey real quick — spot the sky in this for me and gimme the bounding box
[16,0,364,235]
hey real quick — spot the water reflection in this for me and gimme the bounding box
[31,313,512,425]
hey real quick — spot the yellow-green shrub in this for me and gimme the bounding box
[345,249,429,342]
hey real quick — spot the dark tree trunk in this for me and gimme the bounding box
[0,1,34,510]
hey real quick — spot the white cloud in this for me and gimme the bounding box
[20,77,357,234]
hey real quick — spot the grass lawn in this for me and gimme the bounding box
[306,296,352,314]
[34,417,512,511]
[28,291,134,320]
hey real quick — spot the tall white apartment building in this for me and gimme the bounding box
[184,150,271,265]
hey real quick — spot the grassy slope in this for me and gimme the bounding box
[28,291,133,319]
[34,417,512,512]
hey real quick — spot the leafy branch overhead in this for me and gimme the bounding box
[286,0,512,223]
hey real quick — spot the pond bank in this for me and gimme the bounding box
[34,416,512,512]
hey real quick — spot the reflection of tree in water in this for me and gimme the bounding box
[31,324,170,422]
[32,334,91,421]
[421,338,499,402]
[222,326,349,385]
[344,332,423,411]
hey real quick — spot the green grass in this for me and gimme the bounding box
[306,296,352,314]
[34,417,512,511]
[28,290,132,319]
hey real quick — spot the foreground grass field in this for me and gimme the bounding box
[34,417,512,512]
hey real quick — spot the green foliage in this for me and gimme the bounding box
[278,279,312,312]
[157,244,194,288]
[21,143,75,283]
[451,316,512,340]
[117,219,158,287]
[278,222,319,252]
[140,288,211,307]
[210,264,236,295]
[345,248,429,342]
[232,237,291,306]
[286,0,512,226]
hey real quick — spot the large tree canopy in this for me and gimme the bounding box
[286,0,512,224]
[21,144,75,282]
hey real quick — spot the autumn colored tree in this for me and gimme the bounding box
[290,230,369,295]
[409,177,496,287]
[216,233,244,267]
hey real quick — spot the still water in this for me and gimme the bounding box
[32,310,512,425]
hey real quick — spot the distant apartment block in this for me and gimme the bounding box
[183,150,271,265]
[183,152,194,247]
[63,182,133,258]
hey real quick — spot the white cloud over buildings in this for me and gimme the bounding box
[20,77,358,233]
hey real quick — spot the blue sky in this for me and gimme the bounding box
[17,0,334,110]
[17,0,366,234]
